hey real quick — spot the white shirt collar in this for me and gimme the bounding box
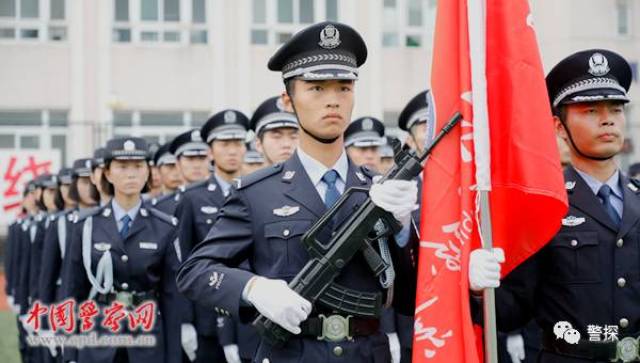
[296,147,349,187]
[111,198,142,223]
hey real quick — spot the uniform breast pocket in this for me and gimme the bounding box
[264,220,312,277]
[548,231,601,284]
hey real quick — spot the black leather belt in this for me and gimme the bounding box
[300,314,379,342]
[543,331,640,362]
[96,290,158,308]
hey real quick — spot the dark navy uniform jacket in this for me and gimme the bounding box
[174,176,227,337]
[4,217,23,299]
[15,212,46,315]
[65,201,182,363]
[39,209,75,304]
[176,152,418,363]
[151,191,181,216]
[496,166,640,362]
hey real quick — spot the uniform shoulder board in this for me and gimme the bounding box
[237,163,283,190]
[183,180,208,193]
[148,207,178,226]
[74,205,103,223]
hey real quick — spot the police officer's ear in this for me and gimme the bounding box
[554,115,568,143]
[255,136,265,155]
[281,88,294,113]
[207,146,215,163]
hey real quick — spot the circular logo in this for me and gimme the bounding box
[588,52,610,77]
[362,118,373,131]
[191,130,202,141]
[224,111,237,124]
[123,140,136,151]
[318,24,341,49]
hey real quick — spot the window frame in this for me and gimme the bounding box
[0,0,69,43]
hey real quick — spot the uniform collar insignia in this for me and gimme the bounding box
[273,205,300,217]
[140,208,148,217]
[628,182,639,192]
[355,171,366,183]
[283,171,296,181]
[102,208,112,217]
[565,181,576,191]
[208,183,217,192]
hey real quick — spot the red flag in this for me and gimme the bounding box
[413,0,568,362]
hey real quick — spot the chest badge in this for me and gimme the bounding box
[273,205,300,217]
[201,206,218,214]
[562,215,586,227]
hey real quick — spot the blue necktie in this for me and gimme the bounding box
[322,170,341,209]
[597,185,621,228]
[119,215,132,239]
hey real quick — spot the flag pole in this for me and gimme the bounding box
[480,192,498,363]
[466,0,498,361]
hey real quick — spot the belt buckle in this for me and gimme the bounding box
[318,314,353,342]
[115,291,133,308]
[615,337,640,362]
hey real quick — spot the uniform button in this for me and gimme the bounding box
[283,229,290,237]
[620,318,629,328]
[570,239,578,247]
[333,346,343,357]
[617,239,624,247]
[121,283,129,290]
[121,255,129,262]
[618,277,626,288]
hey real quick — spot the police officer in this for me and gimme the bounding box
[344,117,386,172]
[169,129,211,186]
[399,90,431,154]
[175,110,249,363]
[65,137,182,363]
[91,148,113,206]
[177,21,419,363]
[243,141,265,175]
[150,143,183,215]
[471,49,639,363]
[147,142,164,199]
[379,136,398,175]
[250,96,300,165]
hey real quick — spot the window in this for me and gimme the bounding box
[0,109,70,164]
[113,0,207,45]
[0,0,68,41]
[382,0,436,48]
[616,0,631,36]
[251,0,340,45]
[112,110,206,144]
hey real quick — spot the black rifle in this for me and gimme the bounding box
[253,112,462,346]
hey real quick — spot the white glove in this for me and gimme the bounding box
[19,314,35,336]
[245,276,311,334]
[469,248,504,292]
[39,329,58,357]
[387,332,401,363]
[506,333,525,363]
[181,323,198,362]
[370,179,418,226]
[223,344,241,363]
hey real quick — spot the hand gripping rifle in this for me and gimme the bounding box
[253,112,462,346]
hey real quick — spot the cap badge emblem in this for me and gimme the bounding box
[319,24,341,49]
[123,140,136,151]
[588,52,610,77]
[224,111,237,124]
[362,118,373,131]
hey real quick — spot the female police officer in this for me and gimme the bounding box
[65,137,181,363]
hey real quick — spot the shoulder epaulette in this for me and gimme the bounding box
[236,163,283,190]
[74,205,103,223]
[148,207,178,226]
